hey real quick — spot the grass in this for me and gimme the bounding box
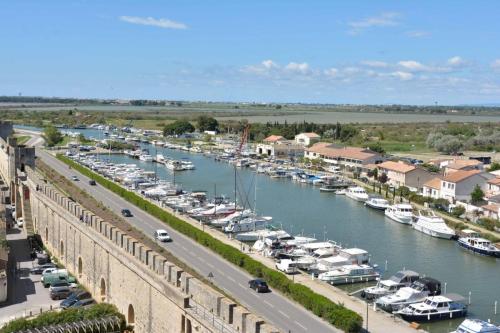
[14,135,30,145]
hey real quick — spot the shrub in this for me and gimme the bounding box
[56,155,363,332]
[451,205,466,218]
[0,304,125,333]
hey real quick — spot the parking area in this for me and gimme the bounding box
[0,224,60,325]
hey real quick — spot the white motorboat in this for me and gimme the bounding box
[165,160,184,171]
[376,277,441,312]
[385,203,413,224]
[457,229,500,258]
[139,154,153,162]
[318,264,380,285]
[365,197,390,210]
[309,248,370,275]
[450,319,500,333]
[346,186,369,202]
[413,210,455,239]
[210,209,254,227]
[395,295,467,322]
[362,270,420,300]
[224,216,272,233]
[236,229,290,242]
[336,189,346,195]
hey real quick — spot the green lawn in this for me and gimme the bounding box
[14,135,30,145]
[378,140,431,153]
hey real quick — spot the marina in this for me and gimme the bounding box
[21,125,500,333]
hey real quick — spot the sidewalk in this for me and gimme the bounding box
[0,226,59,326]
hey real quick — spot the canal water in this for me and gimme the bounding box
[18,125,500,333]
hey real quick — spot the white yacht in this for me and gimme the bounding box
[139,154,153,162]
[365,198,390,210]
[385,204,413,224]
[346,186,369,202]
[210,209,253,227]
[223,216,272,233]
[318,264,380,285]
[376,277,441,312]
[362,270,420,300]
[395,295,467,322]
[413,210,455,239]
[165,160,184,171]
[235,229,290,242]
[451,319,500,333]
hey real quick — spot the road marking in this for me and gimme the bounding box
[227,276,235,283]
[263,300,273,308]
[238,283,246,289]
[279,310,290,319]
[294,321,307,330]
[206,263,215,269]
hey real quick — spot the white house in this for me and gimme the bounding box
[256,135,304,158]
[294,132,320,146]
[440,170,494,202]
[377,161,436,192]
[422,177,442,199]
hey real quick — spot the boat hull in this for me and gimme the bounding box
[322,274,379,285]
[365,202,388,210]
[458,240,500,258]
[385,212,413,225]
[398,309,467,322]
[413,224,455,239]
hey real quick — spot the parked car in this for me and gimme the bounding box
[154,229,172,242]
[248,279,270,293]
[71,176,79,181]
[50,287,72,300]
[359,177,370,183]
[49,281,77,292]
[69,298,96,308]
[275,259,298,274]
[16,217,24,228]
[121,209,133,217]
[30,263,56,275]
[61,290,92,309]
[88,179,96,186]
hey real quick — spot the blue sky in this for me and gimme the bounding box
[1,0,500,105]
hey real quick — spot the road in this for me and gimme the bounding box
[35,148,340,333]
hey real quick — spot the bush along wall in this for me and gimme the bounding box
[56,154,363,332]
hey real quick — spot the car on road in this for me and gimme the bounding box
[30,263,56,275]
[154,229,172,242]
[60,290,92,309]
[71,175,79,181]
[50,286,72,300]
[88,179,96,185]
[121,209,133,217]
[68,298,96,309]
[248,279,270,293]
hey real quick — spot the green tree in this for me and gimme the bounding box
[470,185,484,204]
[451,205,466,217]
[163,120,195,136]
[43,125,63,147]
[378,172,388,184]
[368,142,385,154]
[196,115,219,132]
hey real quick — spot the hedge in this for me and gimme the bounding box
[0,303,125,333]
[57,154,363,332]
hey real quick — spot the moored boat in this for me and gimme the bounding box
[450,319,500,333]
[346,186,369,202]
[413,209,455,239]
[318,264,380,285]
[365,197,390,210]
[385,203,413,224]
[458,229,500,258]
[395,295,467,322]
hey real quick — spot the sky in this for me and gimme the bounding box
[1,0,500,105]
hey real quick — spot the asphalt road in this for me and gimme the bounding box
[36,149,340,333]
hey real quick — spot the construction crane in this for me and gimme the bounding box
[236,124,250,157]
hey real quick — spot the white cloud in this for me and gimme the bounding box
[361,60,389,68]
[285,62,310,74]
[391,71,413,80]
[262,60,278,69]
[324,68,339,77]
[398,60,428,71]
[447,56,466,67]
[491,59,500,70]
[119,16,187,30]
[406,31,430,38]
[348,12,400,34]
